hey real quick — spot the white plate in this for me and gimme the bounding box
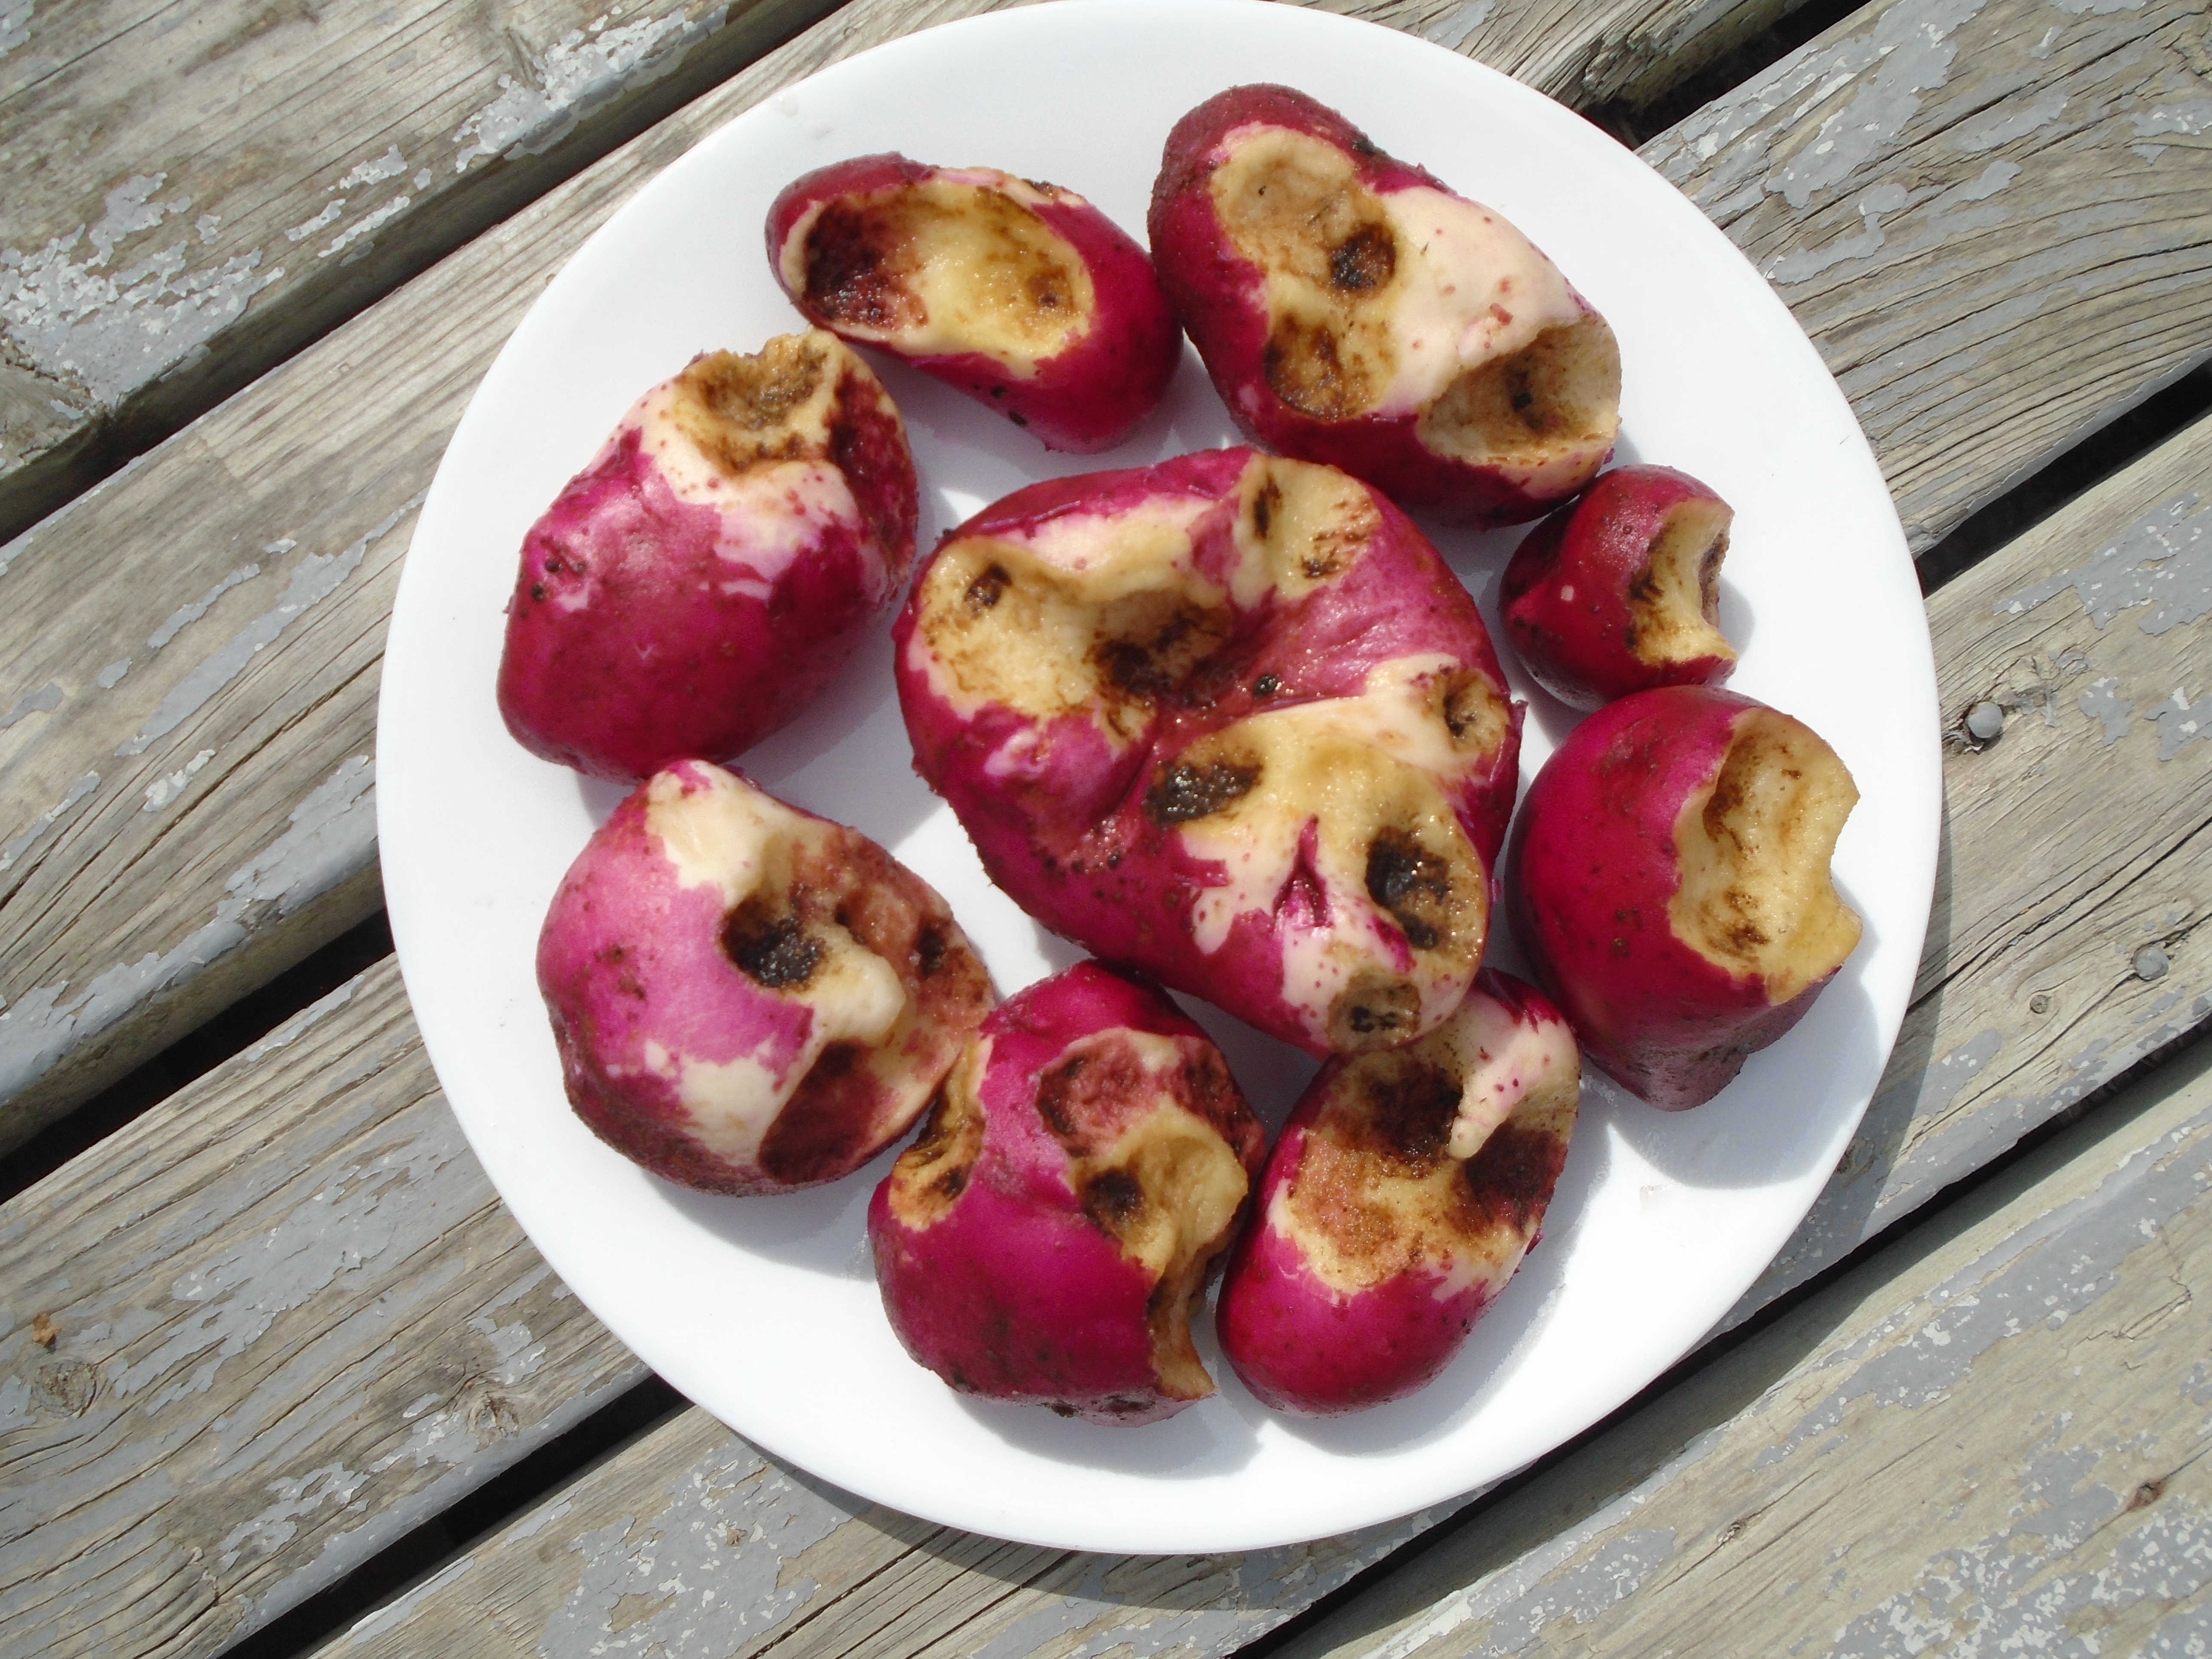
[379,0,1940,1555]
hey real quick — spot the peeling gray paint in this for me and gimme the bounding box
[2130,97,2212,140]
[140,747,214,813]
[1952,90,2066,152]
[285,202,345,243]
[453,6,729,172]
[94,659,129,690]
[2148,689,2208,761]
[336,146,407,190]
[2078,675,2133,744]
[0,0,29,58]
[537,1443,848,1658]
[321,194,410,260]
[1422,1,1495,49]
[0,754,374,1105]
[1996,492,2212,635]
[0,769,97,873]
[1769,0,1983,210]
[147,562,258,649]
[0,176,282,406]
[117,499,414,757]
[0,682,60,732]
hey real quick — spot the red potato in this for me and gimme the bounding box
[868,961,1267,1424]
[498,331,918,782]
[1148,85,1621,525]
[537,760,995,1194]
[1506,686,1863,1110]
[768,155,1182,453]
[893,447,1522,1057]
[1500,465,1737,710]
[1217,971,1579,1416]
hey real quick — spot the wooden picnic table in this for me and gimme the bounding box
[1,0,2208,1653]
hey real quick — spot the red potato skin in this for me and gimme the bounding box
[768,154,1183,453]
[867,963,1267,1425]
[1149,86,1613,525]
[498,338,918,782]
[1217,972,1577,1416]
[1500,466,1735,709]
[893,448,1523,1057]
[537,761,993,1194]
[1504,687,1839,1110]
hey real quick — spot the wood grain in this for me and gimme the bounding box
[0,0,1814,1156]
[289,408,2212,1659]
[0,0,846,540]
[0,959,647,1659]
[1641,0,2212,554]
[1740,407,2212,1321]
[1267,981,2212,1659]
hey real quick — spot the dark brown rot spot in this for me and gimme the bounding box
[1035,1054,1086,1139]
[529,583,546,602]
[1328,223,1396,293]
[1081,1168,1146,1233]
[1252,478,1279,538]
[1255,673,1281,698]
[1349,1057,1461,1174]
[723,905,823,989]
[1699,533,1729,620]
[964,564,1010,613]
[803,205,923,331]
[1264,317,1361,419]
[1146,759,1262,826]
[1458,1122,1568,1236]
[917,921,949,978]
[1366,828,1453,949]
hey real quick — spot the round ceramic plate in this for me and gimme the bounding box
[379,0,1940,1555]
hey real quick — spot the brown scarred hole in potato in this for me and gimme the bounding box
[1264,316,1371,420]
[1091,599,1232,700]
[670,338,837,479]
[1329,223,1397,292]
[722,902,822,989]
[1347,1054,1461,1175]
[964,563,1010,612]
[1252,477,1279,539]
[1700,534,1729,621]
[1417,314,1622,467]
[1453,1121,1568,1237]
[917,921,949,978]
[884,1063,988,1228]
[1081,1167,1146,1233]
[1146,758,1262,826]
[1439,669,1509,754]
[803,204,926,331]
[1626,500,1736,667]
[1366,828,1453,949]
[1330,974,1421,1048]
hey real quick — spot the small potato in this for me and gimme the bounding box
[1500,465,1737,709]
[1149,85,1621,524]
[537,761,995,1194]
[1217,972,1579,1416]
[893,447,1522,1057]
[498,331,918,782]
[1506,686,1863,1109]
[768,155,1182,453]
[868,962,1267,1425]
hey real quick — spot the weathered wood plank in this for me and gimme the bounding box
[0,0,1819,1155]
[0,0,847,540]
[292,403,2212,1659]
[0,957,648,1659]
[1741,405,2212,1320]
[1265,988,2212,1659]
[1641,0,2212,554]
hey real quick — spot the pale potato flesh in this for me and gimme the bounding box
[1669,710,1863,1003]
[785,177,1094,374]
[1626,497,1736,668]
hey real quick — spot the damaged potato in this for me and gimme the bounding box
[1218,971,1580,1416]
[892,447,1523,1057]
[868,961,1266,1425]
[1148,85,1620,525]
[1506,687,1863,1110]
[498,331,918,782]
[536,760,995,1194]
[769,155,1183,453]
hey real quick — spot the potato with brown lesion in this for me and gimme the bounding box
[1218,971,1582,1416]
[769,154,1183,454]
[1501,466,1740,710]
[867,963,1266,1424]
[1506,686,1863,1111]
[1149,85,1620,525]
